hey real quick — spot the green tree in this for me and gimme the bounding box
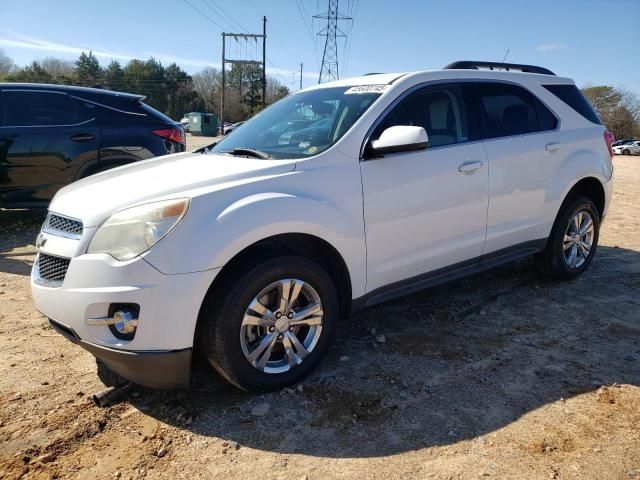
[3,61,52,83]
[74,51,102,86]
[103,60,126,90]
[165,63,199,119]
[242,64,264,116]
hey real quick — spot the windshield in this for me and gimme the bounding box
[210,86,382,159]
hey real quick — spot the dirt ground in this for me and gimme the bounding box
[1,156,639,480]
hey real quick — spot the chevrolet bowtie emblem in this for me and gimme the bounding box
[36,233,47,250]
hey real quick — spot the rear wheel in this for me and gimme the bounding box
[623,149,630,155]
[539,196,600,280]
[201,256,338,392]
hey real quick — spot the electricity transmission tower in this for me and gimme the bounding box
[314,0,351,83]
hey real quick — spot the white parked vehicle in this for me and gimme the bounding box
[223,121,245,135]
[32,61,614,392]
[612,140,640,155]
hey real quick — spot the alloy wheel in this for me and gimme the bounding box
[563,210,595,269]
[240,279,324,374]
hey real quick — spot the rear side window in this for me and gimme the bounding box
[474,83,557,139]
[543,84,602,125]
[1,91,90,127]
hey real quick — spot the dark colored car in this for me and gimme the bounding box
[0,83,185,207]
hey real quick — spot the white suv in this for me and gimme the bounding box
[31,61,615,392]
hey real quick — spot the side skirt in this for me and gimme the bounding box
[352,238,547,312]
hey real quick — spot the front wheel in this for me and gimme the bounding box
[539,196,600,280]
[201,256,338,392]
[623,149,630,156]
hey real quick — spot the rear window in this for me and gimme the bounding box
[474,83,558,139]
[138,102,175,123]
[543,84,602,125]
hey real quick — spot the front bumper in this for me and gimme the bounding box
[31,245,220,389]
[49,318,191,389]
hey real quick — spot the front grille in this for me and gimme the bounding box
[37,253,71,284]
[45,214,83,237]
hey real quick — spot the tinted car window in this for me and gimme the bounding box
[475,83,557,138]
[373,83,470,148]
[543,84,602,125]
[1,91,89,127]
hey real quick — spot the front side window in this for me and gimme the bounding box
[474,83,557,139]
[1,91,88,127]
[371,83,470,149]
[210,86,381,159]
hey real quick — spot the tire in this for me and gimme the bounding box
[200,256,339,392]
[623,149,630,156]
[539,196,600,280]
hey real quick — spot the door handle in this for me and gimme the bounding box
[70,133,95,142]
[545,142,562,152]
[458,161,483,173]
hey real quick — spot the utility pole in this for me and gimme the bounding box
[299,63,303,90]
[221,33,226,128]
[262,16,267,110]
[315,0,351,83]
[220,19,267,127]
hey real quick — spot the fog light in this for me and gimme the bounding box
[108,304,139,341]
[114,310,137,335]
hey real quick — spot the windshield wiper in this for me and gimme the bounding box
[230,147,271,159]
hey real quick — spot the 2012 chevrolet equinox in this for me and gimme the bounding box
[31,61,614,392]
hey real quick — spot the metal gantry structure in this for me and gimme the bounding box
[314,0,351,83]
[220,16,267,127]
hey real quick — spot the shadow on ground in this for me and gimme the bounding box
[126,244,640,458]
[0,209,46,276]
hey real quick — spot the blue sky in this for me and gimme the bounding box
[1,0,639,93]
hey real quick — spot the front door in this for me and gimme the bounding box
[360,82,488,296]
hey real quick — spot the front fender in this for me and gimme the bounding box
[143,191,367,298]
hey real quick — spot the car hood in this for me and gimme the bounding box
[49,152,297,227]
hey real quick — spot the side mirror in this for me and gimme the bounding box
[370,126,428,155]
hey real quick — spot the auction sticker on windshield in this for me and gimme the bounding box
[345,85,389,94]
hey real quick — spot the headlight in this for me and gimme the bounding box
[87,198,189,260]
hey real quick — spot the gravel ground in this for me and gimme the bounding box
[185,134,219,151]
[0,156,639,480]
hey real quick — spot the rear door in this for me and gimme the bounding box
[472,82,560,255]
[0,90,100,205]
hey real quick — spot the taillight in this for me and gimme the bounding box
[151,127,184,144]
[604,130,615,158]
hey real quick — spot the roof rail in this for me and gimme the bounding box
[444,60,555,76]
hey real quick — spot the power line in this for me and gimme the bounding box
[246,0,298,62]
[202,0,250,33]
[181,0,228,31]
[295,0,319,70]
[341,0,358,77]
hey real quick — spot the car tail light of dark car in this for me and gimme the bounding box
[151,127,185,145]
